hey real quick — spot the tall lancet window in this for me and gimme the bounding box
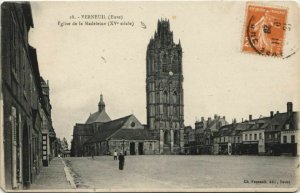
[172,55,178,73]
[163,91,168,103]
[162,54,168,72]
[163,91,168,118]
[172,91,177,104]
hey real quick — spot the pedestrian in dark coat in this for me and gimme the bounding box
[118,153,125,170]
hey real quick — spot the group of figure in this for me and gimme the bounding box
[114,150,125,170]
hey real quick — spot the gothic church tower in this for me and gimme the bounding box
[146,19,184,154]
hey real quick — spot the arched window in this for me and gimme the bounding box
[172,91,177,104]
[164,130,169,145]
[163,105,168,118]
[174,130,179,145]
[173,107,178,117]
[156,92,160,103]
[163,91,168,103]
[162,54,168,72]
[172,55,178,73]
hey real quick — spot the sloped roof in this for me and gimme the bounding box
[265,112,298,132]
[85,110,111,124]
[111,129,155,140]
[85,115,132,144]
[204,117,228,132]
[217,125,235,137]
[73,124,94,136]
[235,122,251,131]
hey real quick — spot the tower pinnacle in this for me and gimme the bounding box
[98,94,106,112]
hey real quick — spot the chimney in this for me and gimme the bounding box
[233,118,237,124]
[203,121,207,130]
[216,121,221,129]
[201,117,204,122]
[277,111,279,114]
[207,117,211,125]
[249,115,252,121]
[242,118,244,123]
[214,114,218,119]
[270,111,274,118]
[287,102,293,116]
[223,116,225,120]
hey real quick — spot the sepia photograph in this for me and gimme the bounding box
[0,1,300,192]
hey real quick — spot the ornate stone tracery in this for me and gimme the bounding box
[146,19,184,154]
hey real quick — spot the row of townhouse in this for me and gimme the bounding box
[1,2,57,190]
[184,115,228,155]
[184,102,298,156]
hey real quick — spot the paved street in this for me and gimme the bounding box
[30,157,74,189]
[61,155,299,190]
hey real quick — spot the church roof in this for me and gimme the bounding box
[85,115,132,144]
[85,114,155,144]
[73,124,94,136]
[85,110,111,124]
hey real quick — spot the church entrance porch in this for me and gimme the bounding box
[160,129,183,154]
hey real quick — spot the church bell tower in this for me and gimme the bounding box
[146,19,184,154]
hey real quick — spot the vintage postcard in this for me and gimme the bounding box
[0,1,300,192]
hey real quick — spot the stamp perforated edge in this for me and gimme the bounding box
[240,2,289,59]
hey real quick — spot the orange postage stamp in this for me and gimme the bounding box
[242,4,288,57]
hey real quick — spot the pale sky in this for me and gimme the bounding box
[29,1,300,144]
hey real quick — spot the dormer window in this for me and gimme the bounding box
[285,124,290,130]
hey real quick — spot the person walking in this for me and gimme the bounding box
[113,150,118,160]
[118,152,125,170]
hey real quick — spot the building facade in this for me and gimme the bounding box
[1,2,56,189]
[146,19,184,154]
[71,94,111,157]
[184,103,298,156]
[71,95,159,156]
[84,114,159,156]
[214,123,243,155]
[183,126,196,154]
[194,115,228,154]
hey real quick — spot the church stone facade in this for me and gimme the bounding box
[71,95,159,157]
[71,94,111,157]
[146,19,184,154]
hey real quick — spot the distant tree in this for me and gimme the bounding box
[62,137,69,150]
[70,139,75,157]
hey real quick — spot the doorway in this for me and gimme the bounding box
[164,130,170,145]
[138,142,144,155]
[130,142,135,155]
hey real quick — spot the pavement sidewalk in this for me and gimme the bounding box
[30,157,75,189]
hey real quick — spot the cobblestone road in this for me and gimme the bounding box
[63,155,299,191]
